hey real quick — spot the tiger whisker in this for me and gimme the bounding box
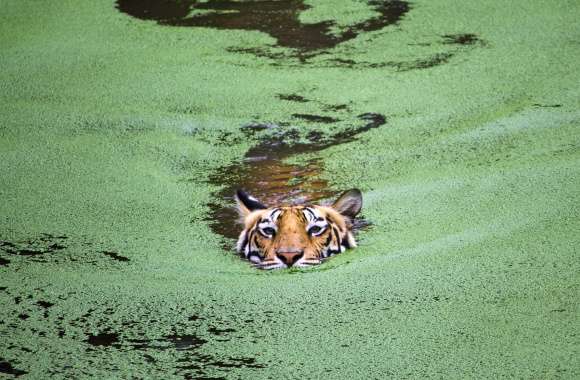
[259,264,285,270]
[254,261,286,270]
[294,260,322,267]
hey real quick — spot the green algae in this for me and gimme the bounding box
[1,0,579,378]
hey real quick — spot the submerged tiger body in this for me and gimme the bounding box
[235,189,362,269]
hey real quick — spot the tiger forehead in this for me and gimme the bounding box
[259,206,326,224]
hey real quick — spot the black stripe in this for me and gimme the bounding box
[269,208,281,220]
[329,226,342,255]
[252,232,262,251]
[304,207,317,221]
[323,231,332,247]
[238,232,249,254]
[342,234,352,249]
[332,226,341,247]
[245,229,256,257]
[248,229,259,255]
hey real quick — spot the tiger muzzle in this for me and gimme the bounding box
[275,249,304,267]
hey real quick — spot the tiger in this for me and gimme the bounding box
[235,189,363,269]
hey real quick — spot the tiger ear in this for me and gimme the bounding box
[235,189,267,217]
[331,189,362,219]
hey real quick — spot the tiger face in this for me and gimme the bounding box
[235,189,363,269]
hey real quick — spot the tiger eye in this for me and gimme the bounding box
[262,227,275,236]
[308,226,323,235]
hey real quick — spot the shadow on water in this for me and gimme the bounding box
[116,0,409,52]
[206,113,386,240]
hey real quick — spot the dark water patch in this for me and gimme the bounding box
[206,113,386,240]
[0,241,17,249]
[277,94,309,103]
[74,308,95,325]
[87,332,120,347]
[72,304,267,378]
[124,339,151,350]
[533,103,562,108]
[181,365,227,380]
[47,243,67,250]
[229,30,485,70]
[177,355,265,375]
[0,234,134,268]
[116,0,410,54]
[37,300,54,309]
[103,334,208,351]
[101,250,130,262]
[0,360,27,377]
[292,114,340,123]
[225,46,290,60]
[165,334,208,350]
[17,314,29,321]
[442,33,482,45]
[327,51,455,71]
[408,42,432,47]
[323,103,349,112]
[0,234,67,262]
[37,300,54,318]
[208,327,236,336]
[0,286,7,291]
[15,249,44,256]
[241,122,281,136]
[306,130,324,142]
[230,48,460,71]
[333,112,386,140]
[328,58,357,66]
[394,52,455,70]
[210,357,266,369]
[194,128,251,147]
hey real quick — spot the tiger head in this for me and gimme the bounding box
[235,189,363,269]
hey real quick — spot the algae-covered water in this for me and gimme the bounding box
[1,0,579,378]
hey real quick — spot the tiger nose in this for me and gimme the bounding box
[276,249,304,266]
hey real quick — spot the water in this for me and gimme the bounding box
[116,0,409,52]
